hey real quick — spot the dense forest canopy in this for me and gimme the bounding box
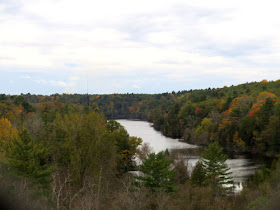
[2,79,279,156]
[0,80,280,209]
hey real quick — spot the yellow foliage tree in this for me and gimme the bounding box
[201,118,213,130]
[218,118,232,131]
[233,131,245,150]
[257,91,277,100]
[0,118,18,161]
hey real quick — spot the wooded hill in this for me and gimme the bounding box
[0,79,280,209]
[2,79,279,156]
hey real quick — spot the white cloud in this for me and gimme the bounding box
[33,79,47,84]
[145,31,183,45]
[50,80,67,87]
[0,0,280,93]
[21,75,31,79]
[69,76,80,81]
[132,84,141,89]
[27,77,74,89]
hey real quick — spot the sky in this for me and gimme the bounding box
[0,0,280,95]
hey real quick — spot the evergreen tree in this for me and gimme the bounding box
[259,97,274,127]
[135,151,175,192]
[201,142,234,193]
[191,161,207,186]
[7,129,54,193]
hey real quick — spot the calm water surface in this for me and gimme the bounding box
[117,119,266,192]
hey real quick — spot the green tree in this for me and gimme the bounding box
[7,129,54,193]
[51,113,117,182]
[259,97,274,127]
[107,119,124,132]
[173,158,189,184]
[108,120,142,172]
[0,94,7,101]
[22,101,35,113]
[191,161,207,186]
[201,142,234,193]
[135,151,175,192]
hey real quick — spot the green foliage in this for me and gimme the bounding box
[51,112,116,182]
[259,98,274,127]
[161,103,182,138]
[191,161,206,186]
[0,81,280,209]
[4,80,280,155]
[173,157,190,184]
[37,80,279,156]
[0,94,7,101]
[107,119,124,132]
[135,151,175,192]
[246,196,268,210]
[244,158,280,210]
[201,142,234,193]
[195,125,204,136]
[14,96,24,105]
[108,120,142,172]
[201,117,212,130]
[22,101,35,113]
[250,165,271,186]
[7,129,54,192]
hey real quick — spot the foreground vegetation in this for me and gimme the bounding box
[0,80,279,209]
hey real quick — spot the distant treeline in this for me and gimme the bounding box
[2,79,279,156]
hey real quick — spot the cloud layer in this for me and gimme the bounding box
[0,0,280,94]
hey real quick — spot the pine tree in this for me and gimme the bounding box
[201,142,234,193]
[135,151,175,192]
[259,97,274,127]
[7,129,54,193]
[191,161,207,186]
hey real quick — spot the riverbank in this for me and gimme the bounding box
[116,119,270,192]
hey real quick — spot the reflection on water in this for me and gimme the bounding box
[116,119,197,153]
[117,119,265,192]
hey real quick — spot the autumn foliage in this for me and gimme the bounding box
[249,108,260,116]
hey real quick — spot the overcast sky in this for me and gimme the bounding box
[0,0,280,95]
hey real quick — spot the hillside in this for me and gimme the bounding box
[1,79,280,156]
[0,79,280,209]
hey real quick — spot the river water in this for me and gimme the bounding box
[117,119,267,192]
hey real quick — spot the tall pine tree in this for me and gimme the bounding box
[201,142,234,194]
[135,151,175,192]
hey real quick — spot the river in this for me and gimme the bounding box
[116,119,267,192]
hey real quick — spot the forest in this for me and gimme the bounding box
[0,80,279,209]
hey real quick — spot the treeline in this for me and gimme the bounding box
[4,79,279,156]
